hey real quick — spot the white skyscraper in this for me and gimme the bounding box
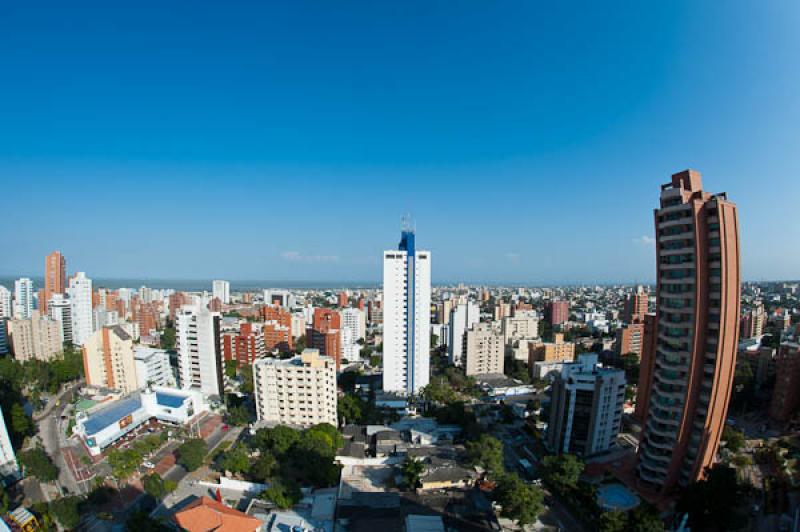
[68,272,93,346]
[48,293,73,346]
[176,305,223,397]
[0,286,12,319]
[212,280,230,305]
[341,307,366,361]
[13,278,34,319]
[0,405,21,484]
[382,221,431,394]
[448,301,480,367]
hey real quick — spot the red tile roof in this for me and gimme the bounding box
[173,496,263,532]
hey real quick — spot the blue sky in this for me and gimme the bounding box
[1,1,799,284]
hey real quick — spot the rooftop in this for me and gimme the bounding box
[82,394,142,435]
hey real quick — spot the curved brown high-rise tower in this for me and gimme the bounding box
[637,169,741,492]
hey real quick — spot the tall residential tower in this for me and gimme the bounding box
[382,220,431,394]
[637,170,741,492]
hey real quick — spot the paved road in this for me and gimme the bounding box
[36,381,85,497]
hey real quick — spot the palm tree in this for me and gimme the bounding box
[401,457,425,489]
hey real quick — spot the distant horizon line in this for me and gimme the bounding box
[0,274,795,291]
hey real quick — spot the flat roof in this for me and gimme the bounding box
[83,395,142,435]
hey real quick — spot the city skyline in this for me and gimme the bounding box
[2,2,800,283]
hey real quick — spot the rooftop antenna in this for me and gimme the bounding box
[401,213,414,233]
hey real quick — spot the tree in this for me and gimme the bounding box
[160,324,176,350]
[260,479,302,509]
[177,438,207,472]
[252,425,300,455]
[369,355,381,367]
[304,423,343,453]
[10,404,31,438]
[239,365,254,395]
[676,464,744,531]
[143,473,170,499]
[401,457,425,489]
[466,434,504,476]
[127,511,172,531]
[224,360,238,379]
[598,510,627,532]
[0,485,10,515]
[49,496,82,529]
[628,503,665,531]
[250,453,277,482]
[722,426,746,453]
[338,394,364,425]
[226,404,251,426]
[107,448,142,481]
[19,448,59,482]
[494,474,544,525]
[218,444,251,474]
[540,454,584,494]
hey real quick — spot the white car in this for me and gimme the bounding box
[142,461,156,469]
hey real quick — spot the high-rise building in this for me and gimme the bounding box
[529,333,575,364]
[10,312,62,361]
[176,305,223,397]
[134,346,174,389]
[546,354,626,456]
[382,222,431,394]
[341,308,366,361]
[465,322,504,376]
[447,302,480,367]
[253,348,337,427]
[13,278,34,320]
[545,300,569,326]
[0,286,12,319]
[740,301,765,340]
[769,342,800,422]
[212,280,230,305]
[307,308,342,368]
[623,286,649,323]
[0,405,21,486]
[68,272,93,346]
[0,319,8,357]
[616,319,645,357]
[82,326,139,394]
[222,322,266,367]
[48,293,73,345]
[502,313,539,345]
[633,314,658,423]
[338,292,349,308]
[43,251,67,314]
[637,170,741,492]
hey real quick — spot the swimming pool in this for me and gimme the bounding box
[597,483,640,512]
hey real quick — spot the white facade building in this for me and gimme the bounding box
[253,349,337,427]
[176,305,223,397]
[341,308,366,361]
[0,406,21,485]
[68,272,93,346]
[447,302,480,367]
[13,278,34,320]
[545,354,626,456]
[212,280,230,305]
[134,346,174,389]
[382,225,431,394]
[0,286,12,319]
[48,293,73,345]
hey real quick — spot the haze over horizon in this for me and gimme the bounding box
[2,2,799,283]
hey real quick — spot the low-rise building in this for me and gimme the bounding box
[253,349,337,427]
[529,333,575,365]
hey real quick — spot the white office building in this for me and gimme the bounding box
[134,346,174,389]
[212,280,230,305]
[176,305,223,398]
[448,302,480,367]
[0,406,20,486]
[68,272,93,346]
[13,278,34,320]
[253,349,337,427]
[545,354,626,457]
[341,308,366,361]
[0,286,12,319]
[382,223,431,394]
[264,289,296,309]
[48,293,73,345]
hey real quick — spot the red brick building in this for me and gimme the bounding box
[222,322,265,367]
[545,300,569,326]
[770,342,800,422]
[307,308,342,368]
